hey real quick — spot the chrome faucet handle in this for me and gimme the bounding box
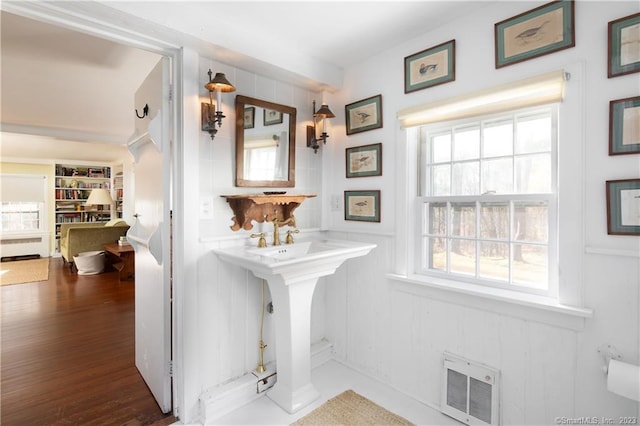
[250,233,267,248]
[285,229,300,244]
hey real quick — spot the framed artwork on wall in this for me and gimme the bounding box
[404,40,455,93]
[494,0,575,69]
[263,108,283,126]
[243,107,255,129]
[610,96,640,155]
[344,190,381,222]
[606,179,640,235]
[345,95,383,135]
[608,12,640,78]
[346,143,382,178]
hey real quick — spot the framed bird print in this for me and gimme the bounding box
[345,94,383,135]
[404,40,455,93]
[608,12,640,78]
[244,106,255,129]
[346,143,382,178]
[344,190,381,222]
[609,96,640,155]
[494,0,575,69]
[606,179,640,235]
[263,108,283,126]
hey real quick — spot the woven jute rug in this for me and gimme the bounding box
[0,258,50,286]
[292,390,415,426]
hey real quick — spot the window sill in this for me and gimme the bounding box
[386,273,592,331]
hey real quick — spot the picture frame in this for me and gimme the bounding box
[345,94,383,135]
[606,179,640,235]
[344,190,381,222]
[243,106,255,129]
[609,96,640,155]
[404,40,455,93]
[346,143,382,178]
[608,12,640,78]
[263,108,283,126]
[494,0,575,69]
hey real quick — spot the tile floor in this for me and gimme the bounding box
[211,359,459,425]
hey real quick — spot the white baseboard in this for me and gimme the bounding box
[199,339,333,423]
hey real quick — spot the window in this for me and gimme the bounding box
[243,132,288,181]
[418,106,557,296]
[0,174,47,234]
[244,145,277,180]
[1,202,43,232]
[394,69,589,315]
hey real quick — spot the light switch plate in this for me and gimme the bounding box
[200,197,213,219]
[331,194,342,211]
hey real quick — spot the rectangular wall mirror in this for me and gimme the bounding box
[235,95,296,187]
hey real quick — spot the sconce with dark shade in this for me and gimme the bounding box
[202,69,236,140]
[306,100,335,153]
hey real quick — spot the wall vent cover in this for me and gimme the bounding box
[441,352,500,425]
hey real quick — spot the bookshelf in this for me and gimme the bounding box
[114,171,124,219]
[54,163,118,251]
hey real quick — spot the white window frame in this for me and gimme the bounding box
[1,201,45,232]
[417,105,559,298]
[391,66,591,325]
[0,174,48,235]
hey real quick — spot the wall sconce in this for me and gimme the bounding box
[306,100,335,154]
[202,69,236,140]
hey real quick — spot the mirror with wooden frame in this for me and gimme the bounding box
[235,95,296,187]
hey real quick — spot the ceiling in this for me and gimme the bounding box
[0,1,491,162]
[1,10,161,162]
[103,1,487,78]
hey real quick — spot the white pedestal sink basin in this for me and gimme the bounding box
[213,238,376,413]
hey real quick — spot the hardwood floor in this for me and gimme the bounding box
[1,257,175,426]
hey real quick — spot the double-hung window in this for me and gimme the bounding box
[418,105,557,296]
[1,202,43,232]
[398,71,569,300]
[0,174,47,234]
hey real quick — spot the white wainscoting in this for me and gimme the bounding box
[322,231,583,424]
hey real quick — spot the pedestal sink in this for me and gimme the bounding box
[213,238,376,413]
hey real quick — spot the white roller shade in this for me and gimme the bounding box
[398,70,566,128]
[1,174,47,202]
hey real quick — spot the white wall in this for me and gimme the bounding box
[9,2,636,423]
[193,57,326,403]
[198,64,323,239]
[161,2,638,423]
[320,1,640,423]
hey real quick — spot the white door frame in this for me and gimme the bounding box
[1,1,185,418]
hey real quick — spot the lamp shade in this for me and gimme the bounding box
[85,188,114,206]
[314,104,335,119]
[204,72,236,93]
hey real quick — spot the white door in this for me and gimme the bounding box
[126,57,172,413]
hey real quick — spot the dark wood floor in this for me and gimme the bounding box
[1,257,176,426]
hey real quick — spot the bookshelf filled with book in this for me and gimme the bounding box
[54,163,122,251]
[114,171,124,219]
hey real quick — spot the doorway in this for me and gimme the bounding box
[1,3,181,418]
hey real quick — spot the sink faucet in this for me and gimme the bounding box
[272,216,295,246]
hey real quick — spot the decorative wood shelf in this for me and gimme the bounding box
[221,194,317,231]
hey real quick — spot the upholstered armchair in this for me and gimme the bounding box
[59,220,129,269]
